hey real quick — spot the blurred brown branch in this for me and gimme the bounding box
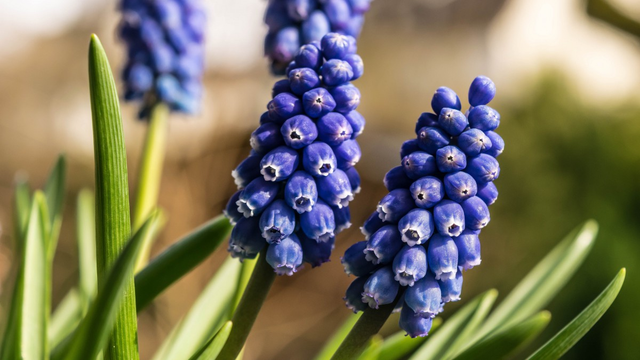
[586,0,640,39]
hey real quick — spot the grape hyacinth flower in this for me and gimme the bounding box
[264,0,371,74]
[225,33,367,274]
[342,76,504,337]
[118,0,206,117]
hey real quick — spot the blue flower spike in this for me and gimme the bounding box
[264,0,371,73]
[340,76,504,337]
[225,33,367,273]
[119,0,206,117]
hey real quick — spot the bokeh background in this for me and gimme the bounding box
[1,0,639,359]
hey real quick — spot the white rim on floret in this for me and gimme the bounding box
[336,221,352,234]
[333,191,354,209]
[434,267,457,281]
[236,199,256,218]
[400,226,426,246]
[361,292,379,309]
[363,247,381,264]
[231,169,244,187]
[461,258,482,271]
[317,231,334,243]
[260,164,280,182]
[395,271,418,287]
[292,196,314,213]
[274,264,296,276]
[376,204,393,222]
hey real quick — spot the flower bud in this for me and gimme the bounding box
[295,44,322,70]
[344,54,364,80]
[404,273,442,317]
[302,142,337,177]
[289,67,321,95]
[384,166,414,191]
[250,122,284,153]
[302,87,337,118]
[410,176,444,209]
[236,177,280,217]
[361,210,386,240]
[301,10,331,44]
[400,139,421,159]
[280,115,318,149]
[228,216,265,261]
[232,154,263,188]
[398,209,435,246]
[344,275,369,313]
[443,171,477,203]
[268,92,303,122]
[345,167,361,193]
[224,190,244,225]
[364,225,404,265]
[415,113,439,135]
[362,267,400,309]
[461,196,490,230]
[317,169,354,208]
[431,86,461,115]
[342,241,378,276]
[433,200,465,237]
[402,151,437,179]
[333,205,352,233]
[436,145,467,173]
[266,233,304,276]
[392,244,428,286]
[467,154,500,183]
[344,110,365,138]
[468,75,496,106]
[259,200,296,243]
[457,128,492,157]
[468,105,500,131]
[427,234,458,280]
[484,131,504,157]
[300,200,336,242]
[438,108,468,136]
[301,232,335,267]
[377,189,415,222]
[439,270,463,302]
[454,230,481,270]
[284,171,318,213]
[477,181,498,206]
[333,139,361,169]
[321,59,354,86]
[317,112,353,146]
[330,84,361,114]
[260,146,300,182]
[320,32,351,59]
[399,306,434,338]
[417,127,450,155]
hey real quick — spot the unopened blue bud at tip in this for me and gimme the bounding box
[289,67,321,95]
[266,233,304,276]
[361,210,386,240]
[323,0,351,31]
[392,244,428,286]
[438,108,468,136]
[317,112,353,146]
[344,54,364,80]
[403,151,437,180]
[415,113,439,135]
[436,145,467,173]
[467,154,500,184]
[468,76,496,107]
[268,92,303,123]
[329,84,361,114]
[302,87,337,118]
[344,110,365,138]
[232,153,263,188]
[433,199,465,237]
[362,266,400,309]
[345,166,361,194]
[431,86,461,115]
[484,131,504,157]
[427,233,459,280]
[321,59,354,86]
[468,105,500,131]
[321,32,352,60]
[417,127,450,155]
[400,139,421,160]
[477,181,498,206]
[333,205,352,233]
[333,139,361,170]
[224,190,244,225]
[251,122,285,154]
[301,10,331,44]
[259,199,296,243]
[457,128,492,157]
[295,43,323,70]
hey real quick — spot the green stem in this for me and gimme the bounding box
[89,34,138,360]
[133,103,169,272]
[217,251,276,360]
[330,301,398,360]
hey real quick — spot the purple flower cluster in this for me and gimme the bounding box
[224,33,365,276]
[264,0,371,74]
[118,0,206,118]
[341,76,503,337]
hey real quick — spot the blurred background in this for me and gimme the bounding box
[1,0,639,359]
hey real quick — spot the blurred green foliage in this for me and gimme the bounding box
[490,72,639,360]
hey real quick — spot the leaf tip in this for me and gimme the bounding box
[538,310,552,323]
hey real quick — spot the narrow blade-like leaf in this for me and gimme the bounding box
[48,289,82,349]
[473,221,597,341]
[76,189,97,310]
[44,154,66,253]
[13,177,31,245]
[135,215,232,311]
[410,289,498,360]
[453,311,551,360]
[88,33,137,360]
[189,321,234,360]
[19,192,49,359]
[58,215,156,360]
[356,335,383,360]
[527,268,626,360]
[152,257,241,360]
[377,318,442,360]
[314,313,363,360]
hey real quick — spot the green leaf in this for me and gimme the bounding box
[44,154,66,253]
[76,189,97,311]
[56,214,156,360]
[134,208,166,272]
[452,311,551,360]
[377,318,442,360]
[135,215,232,311]
[229,257,258,317]
[472,220,597,341]
[527,268,626,360]
[88,34,137,360]
[49,289,82,350]
[152,256,242,360]
[18,192,49,360]
[133,103,169,271]
[189,321,234,360]
[13,177,31,245]
[409,289,498,360]
[356,335,383,360]
[314,313,363,360]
